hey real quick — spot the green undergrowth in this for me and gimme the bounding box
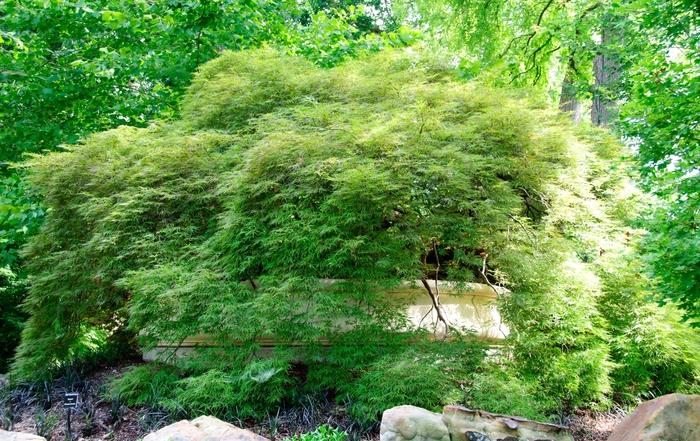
[12,47,700,424]
[108,339,488,423]
[466,364,557,421]
[284,425,347,441]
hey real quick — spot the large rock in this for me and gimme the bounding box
[442,405,574,441]
[143,420,209,441]
[0,430,46,441]
[607,393,700,441]
[191,416,268,441]
[143,417,269,441]
[380,405,450,441]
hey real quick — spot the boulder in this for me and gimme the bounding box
[143,417,269,441]
[607,393,700,441]
[442,405,574,441]
[380,405,450,441]
[143,420,209,441]
[0,430,46,441]
[191,416,269,441]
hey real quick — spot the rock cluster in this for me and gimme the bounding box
[381,405,574,441]
[380,394,700,441]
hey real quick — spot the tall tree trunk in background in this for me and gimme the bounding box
[559,58,581,122]
[591,24,620,126]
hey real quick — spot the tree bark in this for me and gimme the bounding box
[591,25,620,126]
[559,59,582,122]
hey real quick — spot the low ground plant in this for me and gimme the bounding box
[285,425,347,441]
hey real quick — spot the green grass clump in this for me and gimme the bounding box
[12,47,699,423]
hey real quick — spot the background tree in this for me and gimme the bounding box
[618,0,699,323]
[393,0,699,323]
[0,175,42,372]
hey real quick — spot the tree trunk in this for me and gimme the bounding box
[591,25,620,126]
[559,59,581,122]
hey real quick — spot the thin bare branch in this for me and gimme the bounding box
[420,278,453,336]
[479,253,501,297]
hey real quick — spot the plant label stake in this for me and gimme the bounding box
[63,392,79,440]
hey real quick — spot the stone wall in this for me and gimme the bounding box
[143,281,508,361]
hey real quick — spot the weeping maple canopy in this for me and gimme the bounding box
[12,49,697,410]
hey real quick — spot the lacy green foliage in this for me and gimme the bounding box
[344,341,484,427]
[165,359,295,419]
[393,0,700,323]
[13,48,700,421]
[107,364,181,407]
[597,253,700,401]
[0,0,411,370]
[553,125,700,401]
[303,328,421,394]
[109,359,295,419]
[467,366,556,421]
[347,350,481,426]
[284,425,347,441]
[11,126,233,378]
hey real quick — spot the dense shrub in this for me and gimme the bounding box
[165,359,296,420]
[12,48,699,423]
[109,358,296,420]
[344,341,485,427]
[467,366,557,421]
[0,0,415,376]
[597,254,700,401]
[107,364,181,407]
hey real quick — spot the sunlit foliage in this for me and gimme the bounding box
[0,0,410,371]
[13,49,698,420]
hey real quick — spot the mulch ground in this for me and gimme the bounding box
[565,408,627,441]
[1,364,626,441]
